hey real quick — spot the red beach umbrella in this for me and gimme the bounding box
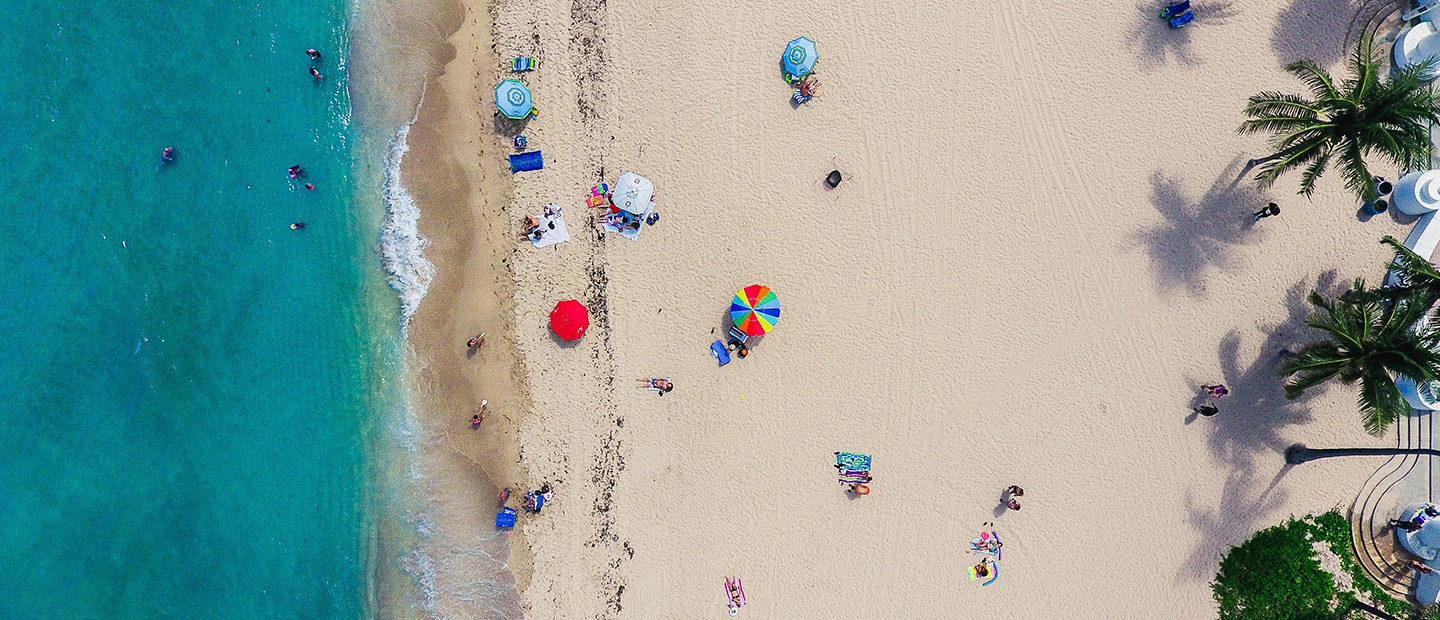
[549,300,589,340]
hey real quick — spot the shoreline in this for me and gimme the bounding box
[398,0,538,615]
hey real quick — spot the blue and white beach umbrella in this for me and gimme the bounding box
[494,79,534,119]
[782,37,817,81]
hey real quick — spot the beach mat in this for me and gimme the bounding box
[532,204,569,248]
[509,151,543,173]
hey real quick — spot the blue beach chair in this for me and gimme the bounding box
[1169,10,1194,28]
[1159,1,1189,18]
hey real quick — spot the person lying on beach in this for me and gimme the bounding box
[1005,485,1024,497]
[1391,518,1424,532]
[522,215,540,233]
[799,80,815,98]
[973,561,992,578]
[638,377,673,395]
[1004,498,1021,511]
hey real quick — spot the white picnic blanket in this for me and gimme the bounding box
[600,201,654,241]
[531,204,569,248]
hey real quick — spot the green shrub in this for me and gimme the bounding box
[1212,511,1409,620]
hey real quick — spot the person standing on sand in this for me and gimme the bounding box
[1201,384,1229,398]
[1253,203,1280,221]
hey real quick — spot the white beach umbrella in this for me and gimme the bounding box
[611,172,654,215]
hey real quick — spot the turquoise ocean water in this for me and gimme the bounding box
[0,0,434,617]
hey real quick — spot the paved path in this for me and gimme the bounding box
[1351,411,1434,600]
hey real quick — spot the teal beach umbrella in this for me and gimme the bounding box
[494,79,534,119]
[782,37,817,82]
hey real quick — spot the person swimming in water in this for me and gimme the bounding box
[306,48,322,61]
[290,222,305,230]
[309,67,324,81]
[304,183,314,191]
[289,165,303,178]
[161,146,176,162]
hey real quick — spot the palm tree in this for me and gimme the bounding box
[1381,235,1440,299]
[1279,278,1440,436]
[1238,36,1440,203]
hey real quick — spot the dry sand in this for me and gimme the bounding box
[403,0,1426,617]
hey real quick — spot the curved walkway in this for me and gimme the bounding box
[1350,411,1433,600]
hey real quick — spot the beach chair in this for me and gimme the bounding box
[495,507,517,528]
[791,90,812,105]
[511,57,537,72]
[1159,1,1189,18]
[1169,10,1194,28]
[724,577,747,615]
[710,340,732,366]
[726,326,752,358]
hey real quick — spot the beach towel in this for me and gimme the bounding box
[967,561,998,585]
[838,469,870,484]
[711,340,731,366]
[531,204,569,248]
[600,203,654,241]
[836,452,871,472]
[509,151,543,173]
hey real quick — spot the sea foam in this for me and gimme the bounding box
[379,101,435,328]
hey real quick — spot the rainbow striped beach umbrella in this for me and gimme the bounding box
[730,285,780,336]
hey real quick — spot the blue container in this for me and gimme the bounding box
[496,507,517,528]
[1364,199,1389,215]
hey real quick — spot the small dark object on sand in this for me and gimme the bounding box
[825,170,842,189]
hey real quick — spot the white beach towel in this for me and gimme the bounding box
[531,204,569,248]
[600,201,654,241]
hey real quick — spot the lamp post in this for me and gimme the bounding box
[1285,443,1440,464]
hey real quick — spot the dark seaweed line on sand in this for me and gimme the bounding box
[570,0,628,617]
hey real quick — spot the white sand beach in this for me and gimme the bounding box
[405,0,1421,616]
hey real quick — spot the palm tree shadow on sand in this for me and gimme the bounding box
[1131,0,1240,68]
[1134,158,1270,296]
[1272,0,1363,67]
[1175,271,1345,582]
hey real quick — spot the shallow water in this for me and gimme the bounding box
[0,0,408,617]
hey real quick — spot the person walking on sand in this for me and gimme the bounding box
[1194,404,1219,417]
[1253,202,1280,222]
[467,333,485,349]
[1201,384,1229,398]
[471,400,487,427]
